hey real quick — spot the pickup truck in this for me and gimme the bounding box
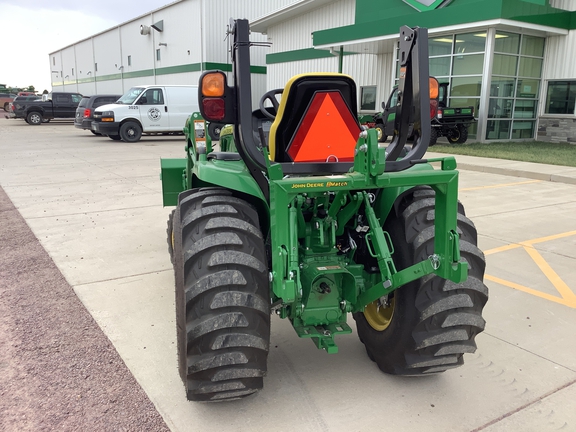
[373,82,475,145]
[13,92,83,125]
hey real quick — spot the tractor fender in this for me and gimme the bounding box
[193,160,267,203]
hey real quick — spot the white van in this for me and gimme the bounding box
[91,85,198,142]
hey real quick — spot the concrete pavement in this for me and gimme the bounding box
[1,117,575,431]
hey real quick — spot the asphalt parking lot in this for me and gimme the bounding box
[1,117,575,431]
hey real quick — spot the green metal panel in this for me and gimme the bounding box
[315,0,573,48]
[160,158,187,206]
[193,159,267,204]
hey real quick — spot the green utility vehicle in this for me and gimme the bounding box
[374,82,475,145]
[161,19,488,402]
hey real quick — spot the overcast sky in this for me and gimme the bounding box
[0,0,178,92]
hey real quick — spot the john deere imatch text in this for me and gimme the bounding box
[160,19,488,402]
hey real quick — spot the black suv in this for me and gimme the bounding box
[75,94,120,133]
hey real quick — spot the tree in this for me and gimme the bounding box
[26,85,35,92]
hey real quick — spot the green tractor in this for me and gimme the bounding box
[161,19,488,402]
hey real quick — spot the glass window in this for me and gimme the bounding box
[516,78,539,98]
[454,32,486,54]
[494,32,520,54]
[545,81,576,114]
[128,55,132,66]
[521,35,545,57]
[488,98,513,118]
[452,54,484,75]
[493,54,518,76]
[490,78,516,98]
[518,57,542,78]
[71,94,82,103]
[140,88,165,105]
[430,57,451,77]
[486,120,512,139]
[451,76,482,97]
[95,63,98,72]
[388,88,399,107]
[429,36,453,56]
[513,100,537,118]
[156,49,161,61]
[360,86,377,111]
[512,121,535,139]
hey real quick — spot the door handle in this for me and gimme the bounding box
[165,106,168,112]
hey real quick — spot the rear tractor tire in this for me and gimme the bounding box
[173,188,270,402]
[353,186,488,375]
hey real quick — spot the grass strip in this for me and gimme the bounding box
[430,141,576,167]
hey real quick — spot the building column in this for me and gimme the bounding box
[477,27,496,143]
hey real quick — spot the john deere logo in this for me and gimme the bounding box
[403,0,454,12]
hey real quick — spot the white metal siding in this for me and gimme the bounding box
[150,1,203,68]
[50,0,285,106]
[550,0,576,11]
[542,31,576,79]
[202,0,296,66]
[265,0,356,53]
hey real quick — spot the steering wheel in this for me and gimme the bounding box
[259,89,283,120]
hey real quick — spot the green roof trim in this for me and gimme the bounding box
[315,0,573,47]
[267,48,354,64]
[52,62,266,86]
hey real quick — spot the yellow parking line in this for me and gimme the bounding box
[485,274,576,308]
[460,180,542,192]
[485,230,576,255]
[523,245,576,304]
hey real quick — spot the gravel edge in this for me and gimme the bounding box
[0,186,170,432]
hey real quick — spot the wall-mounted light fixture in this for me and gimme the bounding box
[118,66,124,70]
[158,42,167,47]
[87,71,92,75]
[151,20,164,32]
[140,20,163,35]
[64,75,69,79]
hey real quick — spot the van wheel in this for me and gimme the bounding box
[120,121,142,142]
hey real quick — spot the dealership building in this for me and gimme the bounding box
[51,0,576,142]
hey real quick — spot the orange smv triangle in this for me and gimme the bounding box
[287,91,361,162]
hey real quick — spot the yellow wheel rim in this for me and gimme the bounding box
[364,296,395,331]
[375,127,383,141]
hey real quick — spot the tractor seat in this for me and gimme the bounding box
[268,74,361,165]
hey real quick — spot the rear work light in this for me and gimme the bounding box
[429,77,440,119]
[431,102,439,119]
[202,99,225,121]
[202,72,225,97]
[200,71,229,122]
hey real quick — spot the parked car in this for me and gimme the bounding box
[0,93,17,112]
[13,92,83,125]
[74,94,121,133]
[4,95,41,119]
